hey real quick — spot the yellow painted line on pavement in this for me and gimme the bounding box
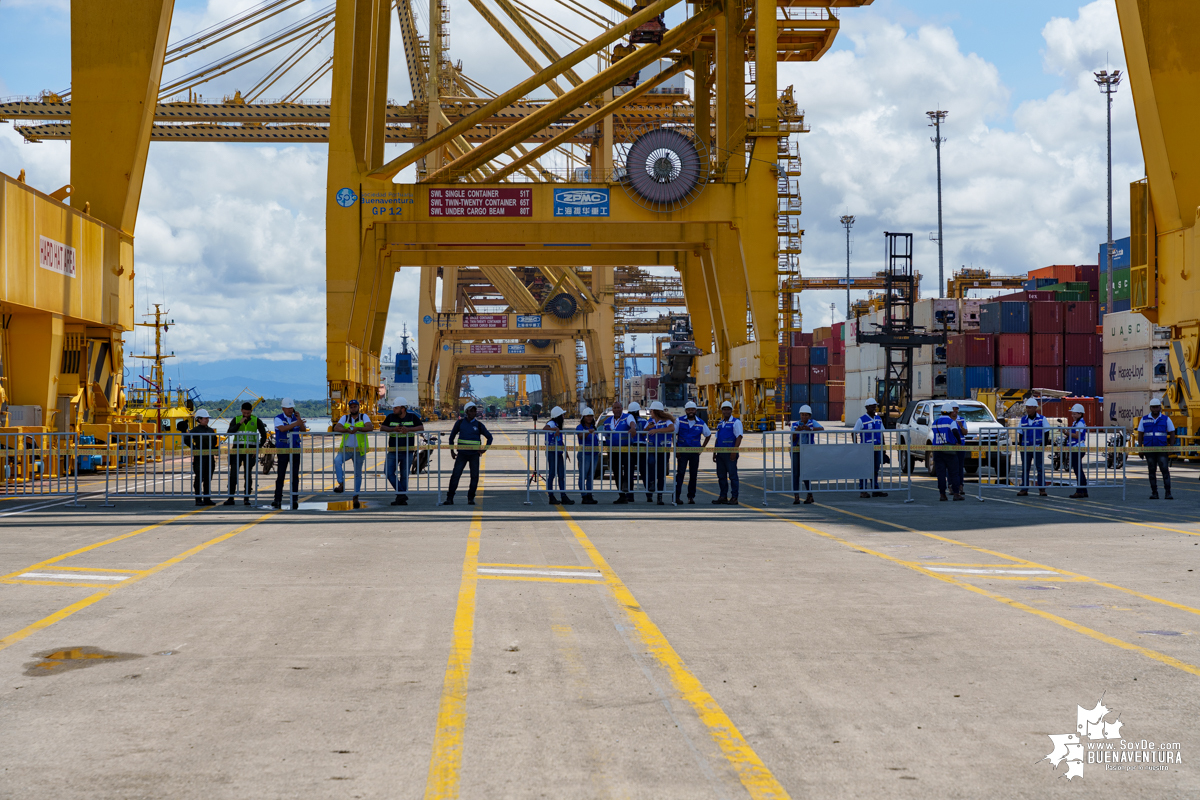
[556,505,792,800]
[726,494,1200,678]
[0,508,280,654]
[424,456,485,800]
[478,562,599,571]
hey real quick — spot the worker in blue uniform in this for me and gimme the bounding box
[1067,403,1089,499]
[604,400,640,504]
[575,407,600,504]
[853,398,888,498]
[641,401,675,504]
[444,402,493,505]
[790,405,824,505]
[673,400,711,505]
[542,405,574,505]
[932,402,965,501]
[712,400,743,505]
[1016,397,1048,497]
[1137,397,1174,500]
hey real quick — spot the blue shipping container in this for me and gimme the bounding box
[980,302,1030,334]
[1023,277,1058,290]
[790,383,809,404]
[966,366,995,392]
[809,402,829,420]
[947,367,967,398]
[809,346,829,366]
[1098,236,1131,271]
[1066,365,1096,396]
[810,384,829,404]
[998,366,1031,390]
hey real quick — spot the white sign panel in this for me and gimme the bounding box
[39,235,76,278]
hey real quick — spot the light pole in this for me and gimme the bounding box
[1095,69,1122,314]
[840,214,855,317]
[927,110,948,298]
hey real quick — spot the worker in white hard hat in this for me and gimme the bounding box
[790,404,824,505]
[331,398,374,507]
[640,400,676,505]
[1067,403,1089,499]
[931,401,965,501]
[226,401,270,506]
[1137,397,1175,500]
[542,405,574,505]
[602,399,636,503]
[185,409,218,506]
[575,407,600,504]
[271,398,308,509]
[674,400,711,505]
[444,401,493,505]
[381,396,424,506]
[853,398,888,499]
[712,400,743,505]
[1016,397,1048,497]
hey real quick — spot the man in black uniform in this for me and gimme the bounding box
[444,402,493,505]
[225,402,270,506]
[185,409,218,506]
[381,396,424,506]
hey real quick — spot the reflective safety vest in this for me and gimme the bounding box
[715,418,740,448]
[931,414,958,446]
[607,414,639,448]
[339,414,370,456]
[676,417,707,448]
[229,415,261,450]
[791,419,823,445]
[1140,413,1172,447]
[1068,418,1087,446]
[1018,414,1047,446]
[575,423,600,448]
[857,413,884,445]
[544,421,565,448]
[643,421,673,448]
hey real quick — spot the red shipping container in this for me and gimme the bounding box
[1031,366,1064,391]
[1046,397,1102,427]
[961,333,995,366]
[789,346,809,366]
[828,402,844,421]
[1078,264,1099,292]
[789,364,808,384]
[1030,264,1079,283]
[809,365,829,384]
[1029,302,1064,333]
[830,349,843,366]
[1064,333,1098,366]
[947,334,967,366]
[829,383,846,402]
[790,332,813,347]
[829,364,845,381]
[1063,301,1097,333]
[995,291,1056,303]
[1032,333,1063,365]
[997,333,1030,366]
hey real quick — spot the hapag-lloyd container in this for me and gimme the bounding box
[1030,302,1064,334]
[1102,348,1169,392]
[997,333,1030,366]
[1102,310,1170,353]
[1032,333,1063,365]
[1104,390,1152,429]
[1064,333,1100,366]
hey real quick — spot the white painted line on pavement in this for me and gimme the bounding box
[477,567,603,578]
[18,572,131,582]
[922,567,1060,576]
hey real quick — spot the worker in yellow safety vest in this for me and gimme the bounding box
[224,401,269,506]
[333,398,374,504]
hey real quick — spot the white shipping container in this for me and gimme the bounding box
[843,398,869,427]
[959,298,984,329]
[859,343,880,371]
[914,364,949,399]
[913,298,959,333]
[843,371,862,399]
[1102,348,1168,392]
[1104,391,1152,429]
[845,346,861,372]
[1102,310,1170,354]
[913,343,933,365]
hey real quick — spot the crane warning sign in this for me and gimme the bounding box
[39,235,76,278]
[429,187,532,217]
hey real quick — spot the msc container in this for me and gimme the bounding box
[1104,391,1152,430]
[789,383,810,404]
[828,382,845,403]
[1103,310,1169,353]
[1031,366,1065,391]
[998,366,1031,390]
[997,333,1031,366]
[809,346,829,366]
[947,366,966,398]
[809,384,829,404]
[1064,333,1100,366]
[789,346,809,365]
[1103,348,1169,392]
[809,364,829,384]
[1064,301,1098,333]
[789,364,808,384]
[1029,301,1064,333]
[1032,333,1064,365]
[1065,365,1097,396]
[966,366,995,392]
[828,402,844,422]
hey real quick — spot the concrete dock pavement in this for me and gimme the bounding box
[0,420,1197,798]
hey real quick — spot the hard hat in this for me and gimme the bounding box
[721,400,734,409]
[649,400,665,411]
[281,397,295,408]
[627,401,641,412]
[1024,398,1039,407]
[195,409,211,419]
[464,401,477,410]
[684,400,697,409]
[948,401,960,409]
[1149,397,1162,406]
[393,396,409,407]
[1071,403,1086,414]
[798,404,812,414]
[550,405,565,417]
[864,398,878,406]
[581,407,595,417]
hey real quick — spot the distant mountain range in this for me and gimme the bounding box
[162,358,327,402]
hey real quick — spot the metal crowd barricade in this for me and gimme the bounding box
[290,431,441,502]
[976,425,1126,500]
[760,428,913,505]
[0,431,82,505]
[524,429,680,505]
[103,431,253,505]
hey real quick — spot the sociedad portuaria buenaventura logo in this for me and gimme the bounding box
[1041,693,1182,780]
[335,187,358,208]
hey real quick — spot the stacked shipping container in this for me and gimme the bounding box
[1102,310,1170,428]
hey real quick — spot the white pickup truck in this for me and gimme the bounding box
[894,399,1010,478]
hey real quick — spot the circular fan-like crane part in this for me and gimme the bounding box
[545,293,578,320]
[619,127,708,213]
[528,339,552,349]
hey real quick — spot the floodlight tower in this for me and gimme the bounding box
[840,214,855,316]
[926,110,948,298]
[1095,69,1122,313]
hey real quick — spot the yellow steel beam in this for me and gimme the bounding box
[493,0,584,87]
[466,0,567,96]
[477,266,542,313]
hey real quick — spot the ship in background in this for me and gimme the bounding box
[124,304,201,435]
[380,324,420,408]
